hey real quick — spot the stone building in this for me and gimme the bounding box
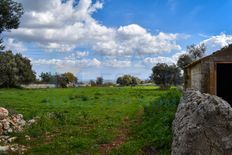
[185,45,232,104]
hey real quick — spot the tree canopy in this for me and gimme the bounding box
[150,63,182,89]
[0,51,35,87]
[96,77,103,86]
[40,72,77,88]
[0,0,24,50]
[116,75,141,86]
[177,43,206,70]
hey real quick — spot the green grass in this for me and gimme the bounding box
[0,86,180,155]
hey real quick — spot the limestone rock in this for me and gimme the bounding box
[0,108,8,120]
[0,107,36,154]
[172,89,232,155]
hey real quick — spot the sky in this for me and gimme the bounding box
[3,0,232,82]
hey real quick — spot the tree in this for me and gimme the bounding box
[40,72,57,84]
[0,0,24,50]
[89,80,96,86]
[177,43,206,70]
[14,53,35,84]
[63,72,78,84]
[96,77,103,86]
[116,75,141,86]
[177,54,193,70]
[116,77,123,85]
[57,74,69,88]
[131,76,141,86]
[187,43,206,60]
[150,63,182,89]
[40,72,77,88]
[0,51,35,87]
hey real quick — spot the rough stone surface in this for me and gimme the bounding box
[0,108,8,120]
[172,89,232,155]
[0,107,37,154]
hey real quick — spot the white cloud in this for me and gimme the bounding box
[4,38,27,53]
[143,51,186,66]
[9,0,182,55]
[200,33,232,54]
[144,56,175,65]
[32,57,101,74]
[103,59,131,68]
[65,51,89,59]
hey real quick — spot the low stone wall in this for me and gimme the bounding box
[172,89,232,155]
[21,84,56,89]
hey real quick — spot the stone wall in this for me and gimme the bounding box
[190,63,202,91]
[172,89,232,155]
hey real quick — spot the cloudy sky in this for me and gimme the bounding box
[4,0,232,81]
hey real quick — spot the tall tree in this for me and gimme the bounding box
[177,54,193,70]
[63,72,78,84]
[0,51,35,87]
[0,0,24,50]
[187,43,206,60]
[177,43,206,70]
[96,77,103,86]
[150,63,182,89]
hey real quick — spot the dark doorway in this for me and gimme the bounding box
[217,63,232,105]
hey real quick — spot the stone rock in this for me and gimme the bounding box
[0,107,36,154]
[27,119,36,126]
[25,135,30,141]
[0,146,9,152]
[172,89,232,155]
[8,137,17,143]
[0,108,8,120]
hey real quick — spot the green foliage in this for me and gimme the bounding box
[177,43,206,70]
[96,77,103,86]
[40,72,77,88]
[0,0,24,49]
[177,54,193,70]
[187,43,206,60]
[0,51,36,87]
[116,75,141,86]
[150,63,182,89]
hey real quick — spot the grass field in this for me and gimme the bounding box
[0,86,180,155]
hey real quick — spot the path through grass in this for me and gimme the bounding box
[0,86,179,154]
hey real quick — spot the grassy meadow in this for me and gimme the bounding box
[0,86,180,155]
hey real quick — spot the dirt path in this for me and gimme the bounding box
[99,109,143,154]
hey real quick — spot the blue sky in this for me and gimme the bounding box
[4,0,232,81]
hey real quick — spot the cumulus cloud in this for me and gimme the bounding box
[143,51,186,66]
[65,51,89,59]
[32,57,101,74]
[4,38,27,53]
[9,0,181,55]
[200,33,232,54]
[103,59,131,68]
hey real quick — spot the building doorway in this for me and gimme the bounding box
[217,63,232,105]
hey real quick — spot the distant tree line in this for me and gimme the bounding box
[39,72,78,88]
[89,77,104,86]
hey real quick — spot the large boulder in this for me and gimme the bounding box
[172,89,232,155]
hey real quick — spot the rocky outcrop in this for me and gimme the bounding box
[172,89,232,155]
[0,107,36,154]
